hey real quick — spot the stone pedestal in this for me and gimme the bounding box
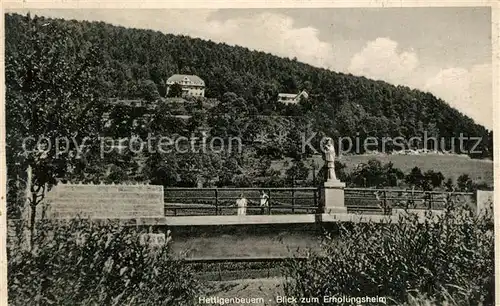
[321,180,348,214]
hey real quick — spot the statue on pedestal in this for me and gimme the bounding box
[320,137,347,214]
[323,137,337,181]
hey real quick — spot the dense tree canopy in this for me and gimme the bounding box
[5,13,492,156]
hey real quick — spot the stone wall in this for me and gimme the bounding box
[37,183,164,219]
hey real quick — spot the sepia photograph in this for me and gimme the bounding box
[1,3,497,306]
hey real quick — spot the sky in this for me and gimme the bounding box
[7,8,493,129]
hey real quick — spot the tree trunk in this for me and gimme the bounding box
[24,165,34,250]
[29,201,36,250]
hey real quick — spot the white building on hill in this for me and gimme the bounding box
[277,90,309,104]
[166,74,205,97]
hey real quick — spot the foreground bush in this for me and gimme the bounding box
[282,199,494,305]
[8,219,200,305]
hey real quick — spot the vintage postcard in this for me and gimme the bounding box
[1,1,498,305]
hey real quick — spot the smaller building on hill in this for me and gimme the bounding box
[277,90,309,104]
[108,98,145,107]
[166,74,205,97]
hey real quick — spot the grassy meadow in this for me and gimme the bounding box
[272,153,494,186]
[340,154,493,184]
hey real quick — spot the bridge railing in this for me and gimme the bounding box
[164,187,475,216]
[345,188,475,213]
[164,187,319,216]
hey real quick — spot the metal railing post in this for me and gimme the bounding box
[313,188,318,213]
[215,188,219,215]
[383,190,387,214]
[268,190,271,215]
[410,189,414,209]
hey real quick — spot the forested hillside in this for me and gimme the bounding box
[4,13,493,216]
[5,13,492,151]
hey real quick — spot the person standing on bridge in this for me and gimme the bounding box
[236,193,248,216]
[260,190,269,215]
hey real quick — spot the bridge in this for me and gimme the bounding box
[33,182,486,227]
[147,187,478,226]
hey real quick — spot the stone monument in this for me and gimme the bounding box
[321,137,347,214]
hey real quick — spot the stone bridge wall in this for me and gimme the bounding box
[37,183,164,219]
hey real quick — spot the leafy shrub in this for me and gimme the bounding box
[256,176,287,188]
[405,166,425,188]
[282,198,494,305]
[349,160,404,188]
[231,174,253,187]
[423,170,445,189]
[8,219,200,305]
[285,159,310,183]
[457,174,473,191]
